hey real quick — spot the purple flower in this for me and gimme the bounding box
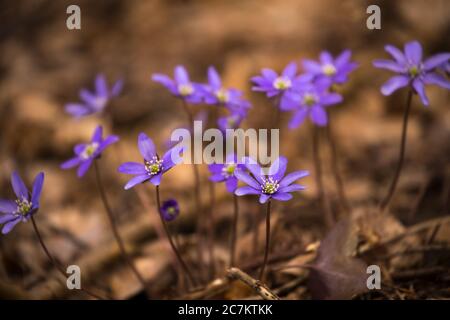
[65,74,123,117]
[251,62,312,98]
[234,157,308,204]
[373,40,450,106]
[118,133,184,189]
[160,199,180,222]
[0,172,44,234]
[217,112,244,132]
[202,66,252,113]
[303,50,358,86]
[61,126,119,177]
[280,82,342,128]
[152,65,203,104]
[208,154,245,193]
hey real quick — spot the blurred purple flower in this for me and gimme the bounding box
[373,40,450,106]
[251,62,312,98]
[303,50,357,86]
[160,199,180,222]
[234,157,308,204]
[152,65,203,104]
[208,153,245,193]
[202,66,252,114]
[118,133,184,189]
[65,74,123,117]
[280,82,342,129]
[217,112,244,132]
[61,126,119,177]
[0,172,44,234]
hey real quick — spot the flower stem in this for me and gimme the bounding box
[207,181,216,279]
[312,126,334,229]
[155,185,197,287]
[181,99,206,279]
[326,121,351,214]
[30,216,105,300]
[380,89,413,212]
[259,200,271,281]
[93,160,150,295]
[229,194,239,268]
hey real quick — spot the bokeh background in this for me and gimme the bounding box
[0,0,449,299]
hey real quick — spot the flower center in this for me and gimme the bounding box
[94,97,107,110]
[226,114,240,128]
[261,177,279,195]
[408,66,420,77]
[145,156,164,175]
[273,77,292,90]
[178,83,194,96]
[215,88,230,103]
[15,198,32,216]
[81,142,99,160]
[303,93,317,106]
[166,207,177,216]
[221,163,236,178]
[322,64,337,76]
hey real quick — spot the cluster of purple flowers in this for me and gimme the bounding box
[2,40,448,235]
[152,65,251,132]
[252,50,357,129]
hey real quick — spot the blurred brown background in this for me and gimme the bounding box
[0,0,449,299]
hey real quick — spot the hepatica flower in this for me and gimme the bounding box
[61,126,119,177]
[303,50,357,86]
[118,133,183,189]
[160,199,180,222]
[234,157,308,204]
[217,111,244,132]
[280,82,342,128]
[0,172,44,234]
[251,62,312,99]
[65,74,123,117]
[373,40,450,106]
[203,66,252,113]
[208,154,245,192]
[152,65,203,104]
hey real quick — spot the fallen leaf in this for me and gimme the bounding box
[308,218,368,300]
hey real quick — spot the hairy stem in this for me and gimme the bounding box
[94,160,150,295]
[31,216,105,300]
[326,121,351,214]
[259,200,271,281]
[379,89,413,211]
[229,194,239,268]
[155,185,197,287]
[312,126,334,229]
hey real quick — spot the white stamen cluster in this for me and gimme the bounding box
[215,88,230,103]
[303,93,317,107]
[408,65,421,78]
[93,97,107,110]
[145,156,164,176]
[178,83,194,96]
[261,177,280,195]
[221,163,236,178]
[322,63,337,76]
[15,198,32,216]
[273,77,292,90]
[81,142,99,160]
